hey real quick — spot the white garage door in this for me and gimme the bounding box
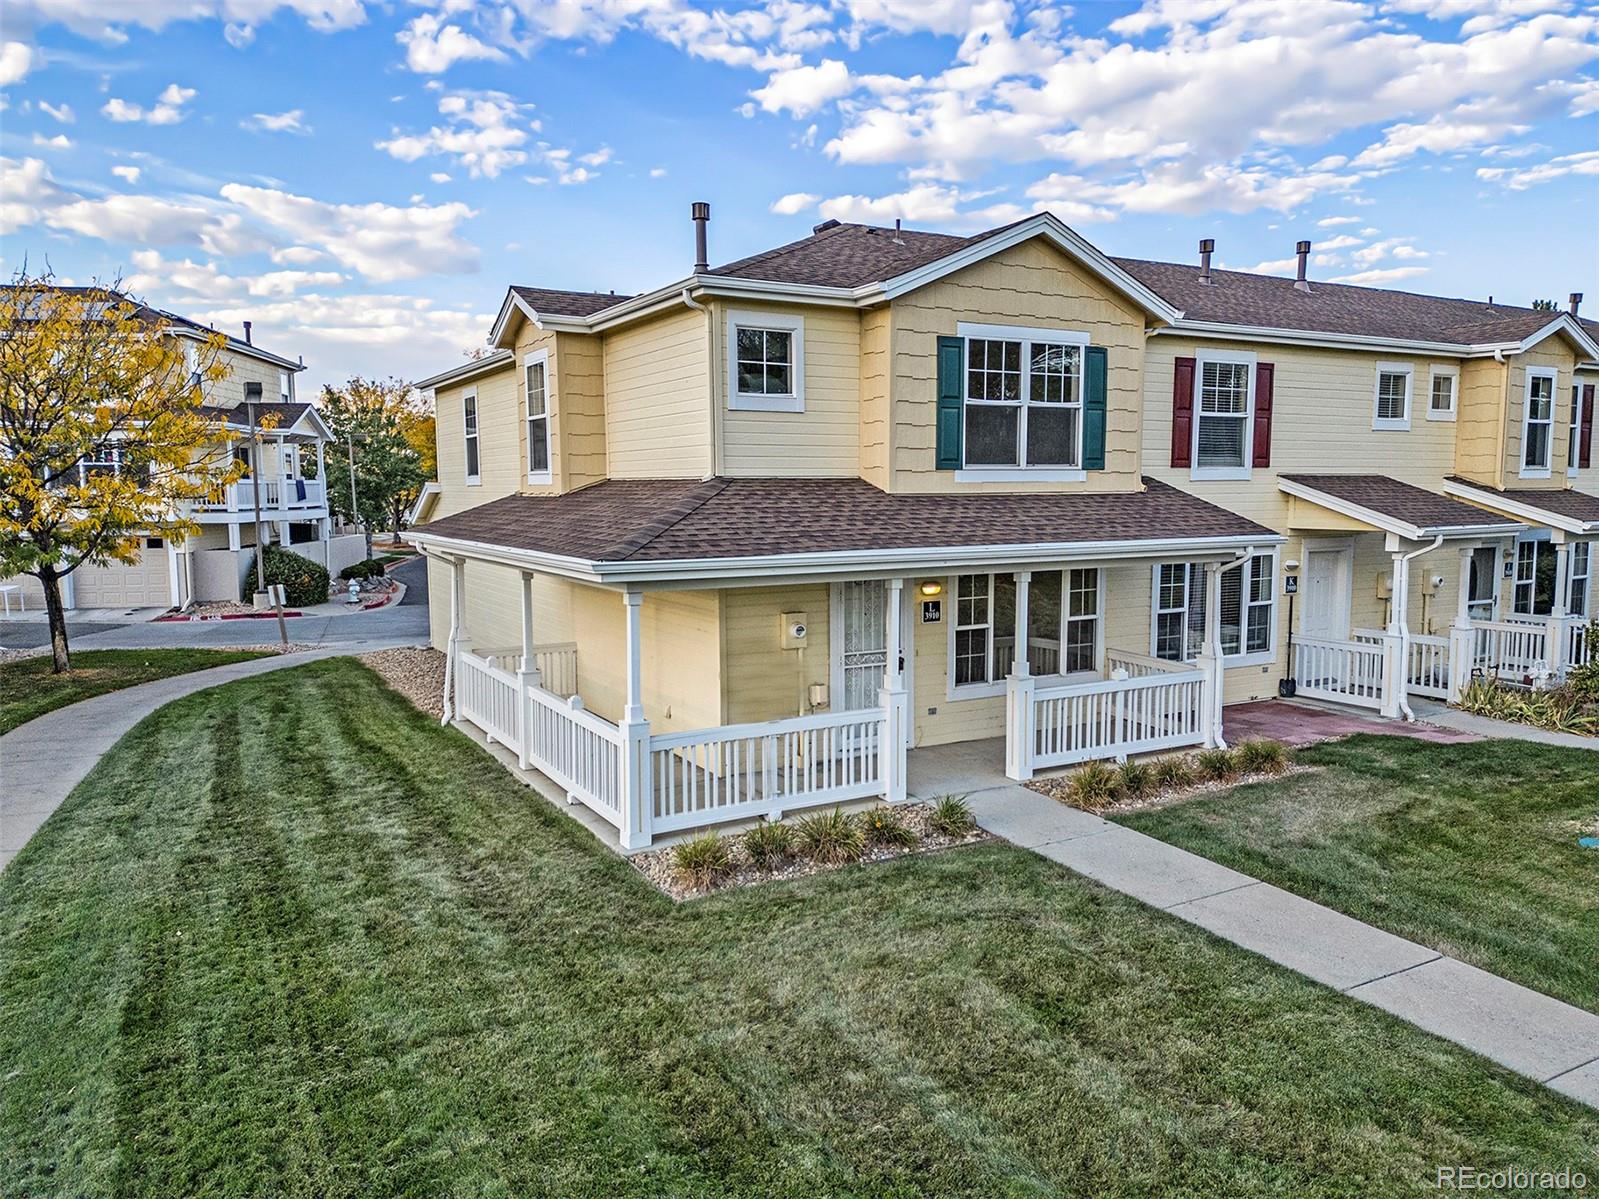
[73,540,172,610]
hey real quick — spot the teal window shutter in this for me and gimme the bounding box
[936,335,963,470]
[1083,345,1107,471]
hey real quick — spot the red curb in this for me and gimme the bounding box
[156,610,306,623]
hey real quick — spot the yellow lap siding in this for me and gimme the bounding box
[1501,336,1578,488]
[602,306,711,478]
[720,584,832,724]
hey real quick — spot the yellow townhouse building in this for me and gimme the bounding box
[407,208,1599,850]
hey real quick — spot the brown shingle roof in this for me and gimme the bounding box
[707,221,1017,289]
[416,476,1274,566]
[197,400,314,428]
[509,286,632,317]
[1281,474,1520,535]
[1445,479,1599,529]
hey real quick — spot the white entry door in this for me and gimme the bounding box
[1302,545,1352,641]
[830,581,914,745]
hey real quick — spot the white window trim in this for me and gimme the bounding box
[944,569,1105,700]
[1520,366,1557,479]
[1425,365,1458,422]
[727,308,804,413]
[462,388,481,486]
[1372,362,1413,431]
[955,321,1091,479]
[1570,541,1591,620]
[524,348,552,486]
[1512,535,1550,615]
[1189,347,1256,482]
[279,369,293,403]
[1568,384,1583,477]
[1147,553,1279,668]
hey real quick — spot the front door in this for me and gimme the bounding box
[830,581,914,745]
[1302,545,1352,642]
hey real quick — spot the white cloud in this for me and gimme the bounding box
[224,22,255,48]
[124,250,345,299]
[39,101,73,123]
[397,13,507,74]
[771,191,819,214]
[579,146,612,167]
[429,171,452,183]
[242,109,310,135]
[2,0,367,41]
[751,59,853,116]
[270,245,328,266]
[1317,215,1362,226]
[101,83,196,125]
[1476,148,1599,188]
[377,90,534,179]
[111,165,141,183]
[0,41,33,87]
[649,166,667,178]
[814,183,1028,227]
[31,132,71,149]
[1327,266,1432,284]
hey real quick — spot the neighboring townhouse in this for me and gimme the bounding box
[3,294,362,612]
[408,208,1598,849]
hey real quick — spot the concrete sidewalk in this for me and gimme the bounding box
[959,782,1599,1110]
[0,648,356,871]
[1411,697,1599,750]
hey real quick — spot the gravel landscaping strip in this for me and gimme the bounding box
[360,645,445,720]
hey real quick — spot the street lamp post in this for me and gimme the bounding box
[244,381,289,649]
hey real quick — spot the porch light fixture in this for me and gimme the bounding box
[919,580,943,597]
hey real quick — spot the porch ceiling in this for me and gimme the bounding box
[1278,474,1524,542]
[1441,477,1599,536]
[409,476,1283,586]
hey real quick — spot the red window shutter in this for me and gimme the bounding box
[1582,384,1595,469]
[1171,356,1195,468]
[1252,362,1275,468]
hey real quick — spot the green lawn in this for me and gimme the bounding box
[1119,736,1599,1013]
[0,647,274,735]
[2,661,1594,1197]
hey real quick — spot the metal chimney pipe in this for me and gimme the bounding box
[691,201,710,273]
[1294,240,1312,291]
[1198,238,1214,285]
[242,320,252,344]
[1570,292,1583,315]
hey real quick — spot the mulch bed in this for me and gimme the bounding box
[1028,763,1316,817]
[633,803,991,902]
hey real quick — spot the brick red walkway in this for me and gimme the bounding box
[1223,699,1482,748]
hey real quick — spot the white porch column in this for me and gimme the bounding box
[441,555,466,724]
[1011,571,1031,678]
[1003,570,1036,780]
[1195,562,1226,748]
[315,439,326,491]
[1448,543,1477,702]
[516,569,540,769]
[227,521,241,552]
[1382,541,1410,720]
[880,577,909,802]
[617,589,654,850]
[1550,539,1574,677]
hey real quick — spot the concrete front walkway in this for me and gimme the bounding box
[915,765,1599,1109]
[0,648,359,871]
[1411,697,1599,751]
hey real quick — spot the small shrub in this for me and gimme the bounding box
[1151,755,1194,791]
[742,820,794,868]
[1568,621,1599,701]
[339,558,388,581]
[1235,739,1289,775]
[1067,761,1121,810]
[252,544,329,607]
[861,806,918,849]
[1116,760,1154,800]
[794,808,867,864]
[1195,747,1240,782]
[928,794,976,838]
[672,833,731,892]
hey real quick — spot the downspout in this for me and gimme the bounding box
[1207,546,1255,749]
[1394,535,1444,721]
[682,287,718,480]
[1493,347,1508,491]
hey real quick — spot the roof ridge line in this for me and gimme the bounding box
[606,477,732,561]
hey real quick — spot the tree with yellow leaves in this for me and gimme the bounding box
[0,272,244,672]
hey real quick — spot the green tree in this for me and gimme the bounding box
[1532,299,1559,312]
[318,377,426,551]
[0,271,242,672]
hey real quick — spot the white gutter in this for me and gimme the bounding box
[1393,535,1443,721]
[1277,477,1523,541]
[1441,479,1599,536]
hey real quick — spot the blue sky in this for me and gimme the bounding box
[2,0,1596,394]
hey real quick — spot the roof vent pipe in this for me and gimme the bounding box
[691,201,710,273]
[242,320,252,344]
[893,217,905,246]
[1198,238,1214,285]
[1294,240,1311,292]
[1570,292,1583,315]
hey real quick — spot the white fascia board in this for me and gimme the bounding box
[1159,321,1472,357]
[174,327,303,372]
[1514,315,1599,361]
[407,528,1285,589]
[415,348,515,391]
[878,214,1183,324]
[1441,479,1598,535]
[1278,477,1523,541]
[292,407,335,441]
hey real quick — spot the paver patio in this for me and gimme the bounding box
[1221,697,1482,747]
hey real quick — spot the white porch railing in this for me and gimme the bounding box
[456,649,523,750]
[480,643,579,698]
[648,709,887,834]
[195,477,327,514]
[1029,668,1208,769]
[1292,635,1387,710]
[1104,647,1194,679]
[1404,633,1451,699]
[1471,620,1549,681]
[525,684,624,828]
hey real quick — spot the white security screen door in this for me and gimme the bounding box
[837,580,888,711]
[1302,547,1351,642]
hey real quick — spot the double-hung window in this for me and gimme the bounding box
[1569,385,1583,475]
[1571,542,1591,619]
[1512,539,1554,615]
[1152,554,1276,663]
[525,352,551,482]
[950,569,1102,693]
[1193,356,1253,474]
[1373,364,1413,430]
[958,323,1087,479]
[279,370,292,403]
[77,446,121,484]
[1427,367,1457,421]
[463,391,481,484]
[727,309,804,412]
[1521,368,1556,477]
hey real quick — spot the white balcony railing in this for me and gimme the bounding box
[195,477,326,515]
